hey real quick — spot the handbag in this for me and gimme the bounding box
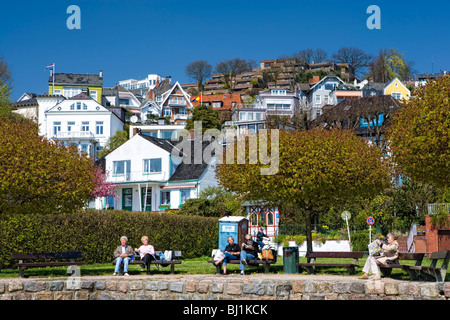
[261,249,274,260]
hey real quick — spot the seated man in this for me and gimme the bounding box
[240,234,259,275]
[113,236,134,276]
[214,236,240,275]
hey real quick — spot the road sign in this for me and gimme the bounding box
[341,211,351,220]
[367,216,375,225]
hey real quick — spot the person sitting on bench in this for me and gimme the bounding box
[214,236,240,275]
[240,234,259,275]
[113,236,134,276]
[135,236,156,275]
[359,233,399,280]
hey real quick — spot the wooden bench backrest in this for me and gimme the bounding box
[12,252,82,260]
[429,250,450,260]
[305,252,364,259]
[397,252,425,261]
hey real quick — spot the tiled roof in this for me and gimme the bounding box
[50,73,103,86]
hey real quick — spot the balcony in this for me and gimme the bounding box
[173,114,188,120]
[53,131,97,141]
[107,170,169,184]
[168,99,187,106]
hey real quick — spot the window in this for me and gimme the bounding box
[53,121,61,136]
[143,158,162,174]
[63,87,82,98]
[119,98,129,105]
[70,104,75,110]
[54,89,62,95]
[96,121,103,135]
[179,108,187,115]
[113,160,131,177]
[156,95,162,102]
[392,92,402,100]
[68,121,75,132]
[163,107,171,117]
[81,121,89,132]
[255,112,261,121]
[324,95,329,104]
[180,189,191,205]
[271,90,286,95]
[83,103,87,110]
[239,112,246,120]
[161,191,171,205]
[80,144,89,154]
[161,130,175,139]
[248,112,254,121]
[212,102,221,108]
[315,95,321,104]
[89,90,97,101]
[76,102,81,110]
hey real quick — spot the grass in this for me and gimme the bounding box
[0,256,447,281]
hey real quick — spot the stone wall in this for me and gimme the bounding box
[1,276,449,300]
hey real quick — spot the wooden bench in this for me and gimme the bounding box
[378,252,425,280]
[12,252,86,278]
[113,251,182,274]
[296,251,364,274]
[403,250,450,282]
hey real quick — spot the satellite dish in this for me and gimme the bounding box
[130,115,138,123]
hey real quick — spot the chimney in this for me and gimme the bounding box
[99,70,103,78]
[309,75,320,85]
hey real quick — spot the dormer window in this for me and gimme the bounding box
[271,90,286,95]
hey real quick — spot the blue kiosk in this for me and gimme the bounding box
[218,216,248,250]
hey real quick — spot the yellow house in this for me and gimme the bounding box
[48,71,103,104]
[383,77,410,101]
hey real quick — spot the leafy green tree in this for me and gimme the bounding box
[185,104,221,135]
[216,129,392,252]
[388,75,450,189]
[0,118,99,215]
[97,130,129,158]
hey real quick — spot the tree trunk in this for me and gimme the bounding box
[305,205,313,254]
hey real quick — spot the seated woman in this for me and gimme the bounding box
[113,236,134,276]
[214,236,240,275]
[135,236,156,275]
[359,233,399,280]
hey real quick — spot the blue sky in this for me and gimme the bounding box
[1,0,449,100]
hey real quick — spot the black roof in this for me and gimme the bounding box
[138,134,211,182]
[50,73,103,86]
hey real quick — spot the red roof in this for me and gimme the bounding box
[191,93,243,110]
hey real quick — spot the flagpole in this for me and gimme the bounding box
[52,63,55,95]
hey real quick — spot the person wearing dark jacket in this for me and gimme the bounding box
[240,234,259,275]
[214,236,240,275]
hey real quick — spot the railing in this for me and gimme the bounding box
[168,100,187,106]
[428,203,450,214]
[53,131,96,140]
[174,114,188,120]
[106,171,169,183]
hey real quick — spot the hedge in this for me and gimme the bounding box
[0,210,219,268]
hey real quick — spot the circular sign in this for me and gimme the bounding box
[367,216,375,225]
[341,211,351,220]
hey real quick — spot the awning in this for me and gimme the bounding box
[161,184,196,190]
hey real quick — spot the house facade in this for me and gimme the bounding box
[49,71,103,104]
[141,81,192,125]
[383,77,411,101]
[104,134,218,211]
[45,93,124,158]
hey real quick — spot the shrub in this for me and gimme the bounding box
[0,210,219,268]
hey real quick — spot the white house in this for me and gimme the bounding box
[104,134,218,211]
[45,93,124,158]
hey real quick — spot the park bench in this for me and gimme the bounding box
[403,250,450,282]
[378,252,425,280]
[113,251,182,274]
[12,252,86,278]
[296,251,364,274]
[207,251,277,274]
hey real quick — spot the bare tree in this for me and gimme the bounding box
[292,48,328,64]
[332,47,373,78]
[185,60,212,91]
[215,58,255,92]
[0,57,12,86]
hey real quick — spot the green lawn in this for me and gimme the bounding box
[0,256,447,281]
